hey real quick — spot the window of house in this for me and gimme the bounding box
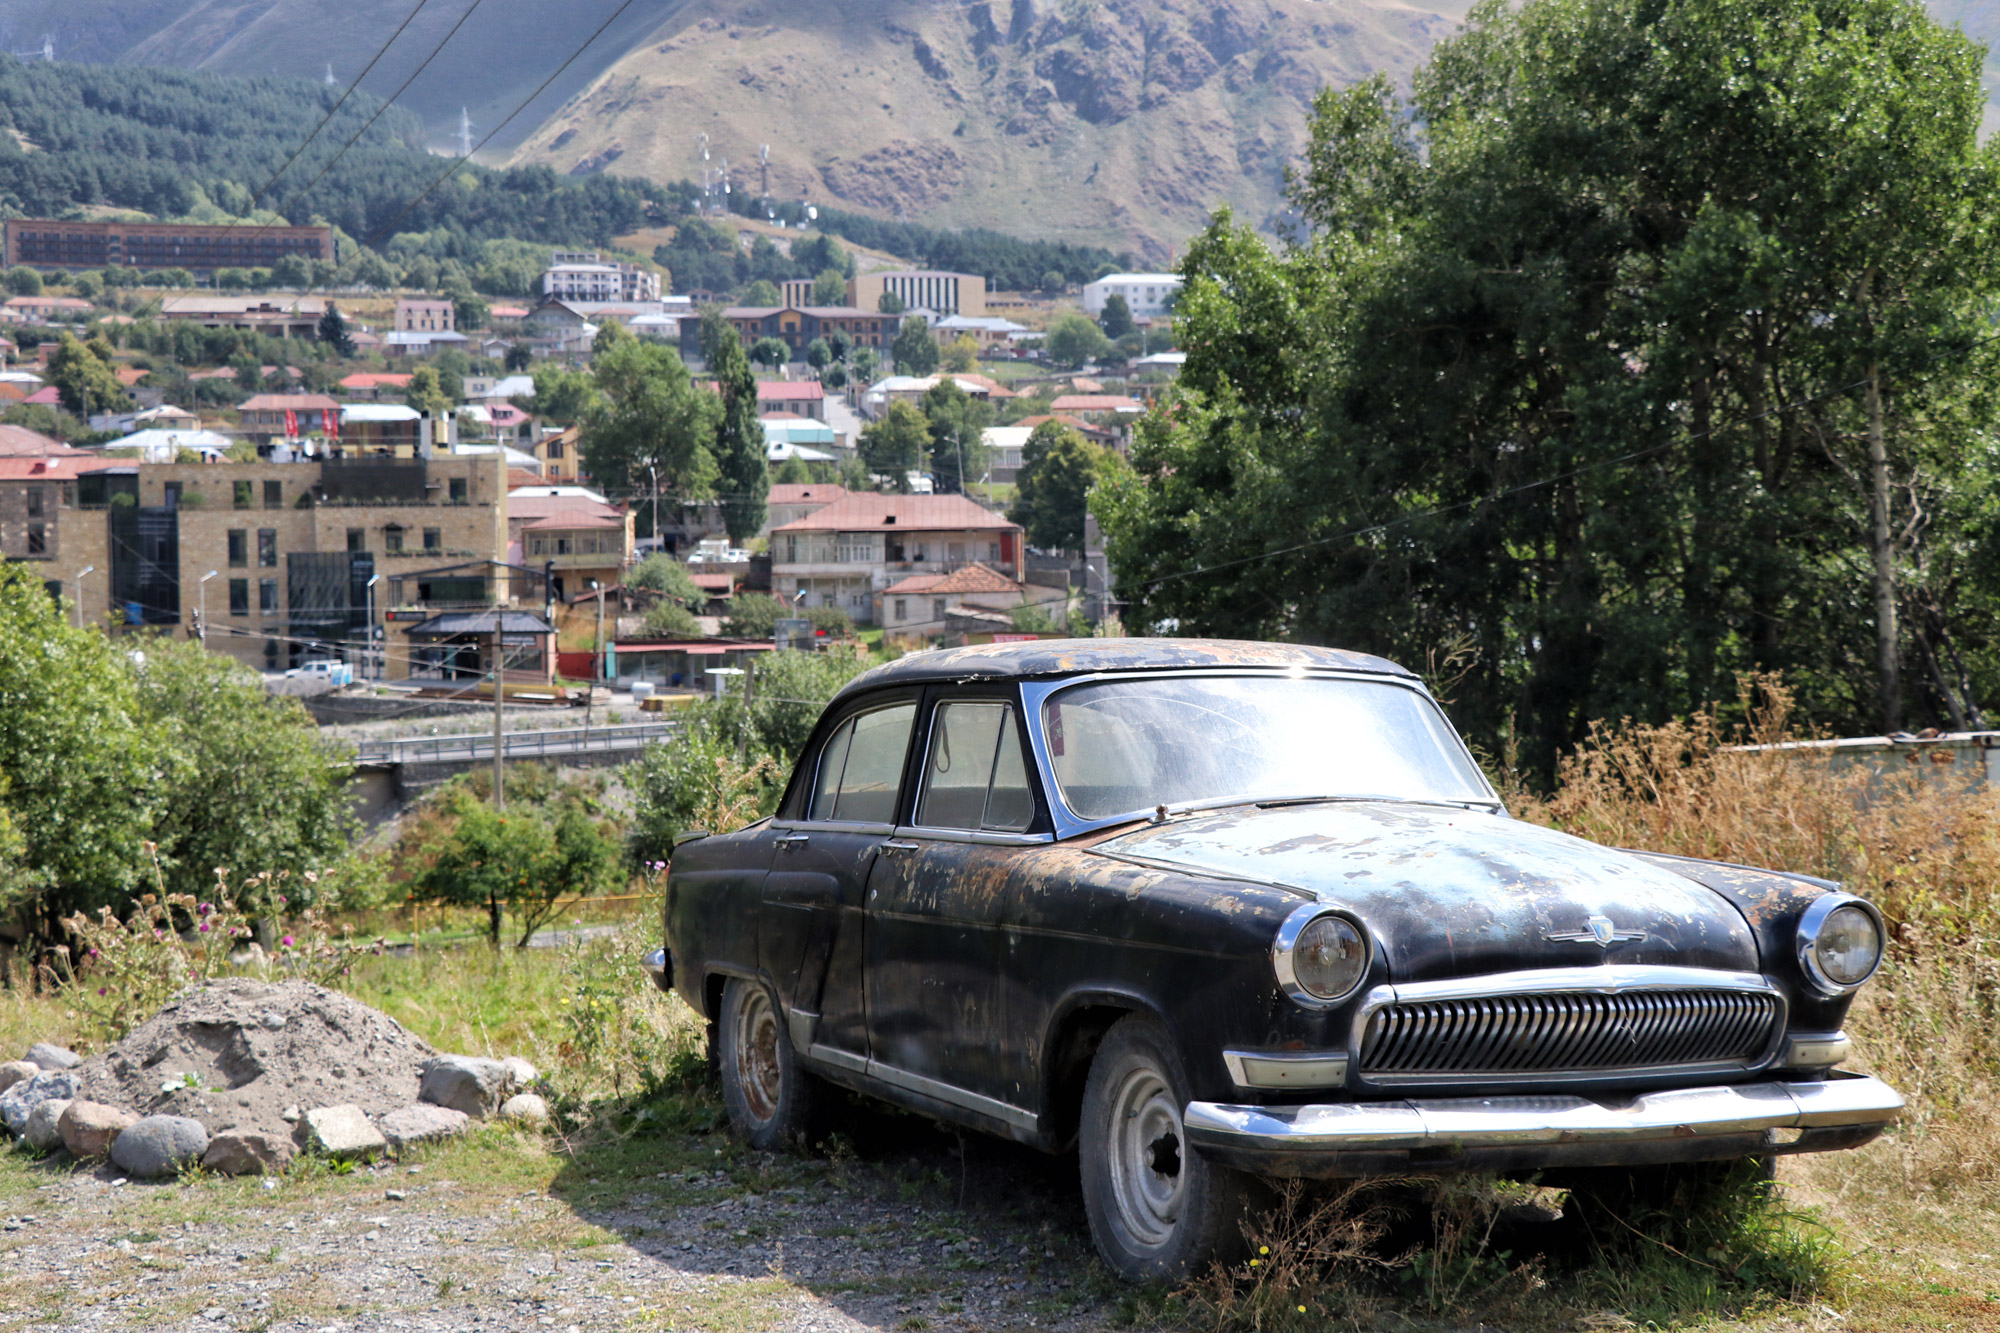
[448,477,467,503]
[233,480,252,509]
[229,579,248,616]
[547,440,564,459]
[989,542,1001,562]
[25,487,42,517]
[258,578,278,614]
[227,530,247,567]
[388,578,404,605]
[530,538,545,556]
[345,528,365,553]
[264,480,283,509]
[384,526,404,554]
[933,598,947,621]
[423,528,440,552]
[257,530,276,567]
[26,524,44,555]
[557,536,573,555]
[948,541,966,563]
[164,482,182,510]
[893,597,907,621]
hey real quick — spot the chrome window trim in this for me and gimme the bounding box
[769,817,894,836]
[1271,903,1371,1009]
[894,826,1055,847]
[1018,669,1500,842]
[1348,965,1789,1088]
[1223,1048,1350,1091]
[1796,894,1886,996]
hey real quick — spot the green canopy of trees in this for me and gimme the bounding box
[704,312,771,543]
[577,339,720,539]
[1044,313,1110,368]
[1011,421,1124,553]
[892,317,939,375]
[859,401,931,489]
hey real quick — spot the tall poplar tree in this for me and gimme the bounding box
[703,310,769,543]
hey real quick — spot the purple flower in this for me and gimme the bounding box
[197,903,211,917]
[96,988,106,996]
[281,935,294,947]
[197,923,209,932]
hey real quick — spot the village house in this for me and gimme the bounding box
[686,306,897,364]
[155,296,330,339]
[878,561,1042,637]
[761,482,849,538]
[235,394,342,446]
[769,492,1022,625]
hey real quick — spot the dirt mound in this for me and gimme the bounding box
[71,979,435,1145]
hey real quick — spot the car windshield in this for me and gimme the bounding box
[1042,674,1494,819]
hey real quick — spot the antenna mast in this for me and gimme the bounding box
[457,108,474,158]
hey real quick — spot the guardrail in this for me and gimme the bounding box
[352,721,679,766]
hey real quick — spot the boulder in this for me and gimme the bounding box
[303,1105,386,1160]
[0,1069,78,1137]
[378,1104,470,1153]
[418,1055,510,1118]
[22,1098,69,1152]
[499,1093,549,1126]
[499,1056,539,1089]
[109,1115,208,1178]
[57,1100,135,1159]
[0,1061,36,1095]
[23,1043,79,1071]
[201,1131,293,1176]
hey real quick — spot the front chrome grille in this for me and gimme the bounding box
[1359,988,1780,1080]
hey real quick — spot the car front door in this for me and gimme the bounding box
[864,692,1044,1121]
[759,694,918,1066]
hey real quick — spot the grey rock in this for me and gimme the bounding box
[201,1131,292,1176]
[0,1069,78,1136]
[109,1115,208,1178]
[378,1104,469,1153]
[417,1055,510,1118]
[22,1098,69,1152]
[499,1093,549,1126]
[56,1100,134,1159]
[303,1105,386,1160]
[0,1062,36,1095]
[499,1056,539,1089]
[23,1043,78,1071]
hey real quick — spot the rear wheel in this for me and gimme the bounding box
[1079,1014,1254,1282]
[716,977,823,1150]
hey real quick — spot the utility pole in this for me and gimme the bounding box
[490,620,505,811]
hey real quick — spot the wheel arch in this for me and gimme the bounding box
[1039,987,1172,1151]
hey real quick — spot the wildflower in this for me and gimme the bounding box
[97,988,106,996]
[1248,1259,1259,1267]
[1298,1307,1307,1315]
[198,903,211,916]
[281,935,295,948]
[198,923,210,932]
[1259,1246,1269,1255]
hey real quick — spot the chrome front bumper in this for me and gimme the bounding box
[1185,1073,1903,1177]
[641,947,673,993]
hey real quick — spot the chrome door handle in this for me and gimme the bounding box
[775,834,808,851]
[881,840,921,854]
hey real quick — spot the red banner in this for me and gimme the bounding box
[284,409,298,438]
[323,409,337,436]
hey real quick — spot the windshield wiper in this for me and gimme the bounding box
[1248,794,1505,812]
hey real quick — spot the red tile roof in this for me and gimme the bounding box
[773,493,1019,534]
[757,381,824,402]
[883,562,1024,596]
[508,494,624,524]
[524,509,623,531]
[1049,394,1142,413]
[338,373,413,390]
[0,455,125,478]
[767,483,849,507]
[112,367,149,386]
[689,572,735,593]
[237,394,340,412]
[23,386,59,405]
[0,424,78,457]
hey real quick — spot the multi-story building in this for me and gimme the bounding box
[847,271,987,317]
[156,296,332,338]
[684,306,897,364]
[1083,273,1184,320]
[769,492,1021,624]
[236,394,342,446]
[3,453,513,678]
[541,252,662,304]
[395,299,455,333]
[506,486,633,602]
[3,220,334,273]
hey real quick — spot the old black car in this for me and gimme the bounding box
[644,640,1902,1280]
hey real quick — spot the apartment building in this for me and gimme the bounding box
[848,271,987,317]
[1083,273,1184,320]
[542,252,662,304]
[395,299,455,333]
[3,220,334,273]
[770,492,1021,624]
[686,306,897,363]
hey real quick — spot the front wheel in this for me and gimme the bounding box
[1079,1014,1254,1282]
[716,977,823,1150]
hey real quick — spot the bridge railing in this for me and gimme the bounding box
[352,721,680,766]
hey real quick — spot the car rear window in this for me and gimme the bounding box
[810,703,916,824]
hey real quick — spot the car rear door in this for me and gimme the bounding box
[760,693,918,1065]
[864,691,1045,1120]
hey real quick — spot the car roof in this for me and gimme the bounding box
[830,638,1417,704]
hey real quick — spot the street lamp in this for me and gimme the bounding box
[74,565,95,629]
[197,570,219,645]
[365,574,382,680]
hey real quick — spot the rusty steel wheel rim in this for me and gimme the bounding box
[1107,1064,1184,1248]
[732,987,783,1125]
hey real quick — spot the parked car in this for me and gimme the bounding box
[285,659,353,686]
[645,640,1902,1280]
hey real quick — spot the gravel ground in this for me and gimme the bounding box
[0,1111,1128,1333]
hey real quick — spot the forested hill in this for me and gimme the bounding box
[0,55,666,247]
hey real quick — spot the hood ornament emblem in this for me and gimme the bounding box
[1546,915,1645,948]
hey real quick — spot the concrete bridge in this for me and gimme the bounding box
[344,721,680,824]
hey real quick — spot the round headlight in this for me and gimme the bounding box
[1798,896,1884,994]
[1274,909,1369,1006]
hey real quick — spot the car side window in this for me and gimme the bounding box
[809,703,915,824]
[917,701,1035,833]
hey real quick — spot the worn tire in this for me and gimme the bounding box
[1079,1014,1253,1282]
[716,977,823,1151]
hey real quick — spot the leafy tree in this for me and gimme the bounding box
[627,553,706,605]
[805,337,832,372]
[920,378,993,495]
[806,604,854,638]
[826,330,852,363]
[579,338,719,539]
[852,347,880,386]
[316,305,356,357]
[773,456,814,484]
[877,291,906,315]
[452,290,490,331]
[641,601,706,639]
[892,316,938,375]
[504,343,533,372]
[69,272,100,301]
[1044,313,1110,368]
[1098,0,2000,779]
[810,268,848,306]
[132,640,357,909]
[1098,294,1134,340]
[405,780,621,947]
[270,254,311,289]
[745,649,872,759]
[744,279,782,306]
[47,334,127,417]
[822,362,848,391]
[750,336,791,369]
[942,335,980,374]
[522,365,602,425]
[6,267,41,297]
[703,310,770,543]
[1040,270,1066,293]
[860,401,931,489]
[1011,421,1121,553]
[402,366,454,415]
[722,593,786,639]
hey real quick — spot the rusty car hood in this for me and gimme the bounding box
[1092,802,1761,981]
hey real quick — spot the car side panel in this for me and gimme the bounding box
[665,826,774,1019]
